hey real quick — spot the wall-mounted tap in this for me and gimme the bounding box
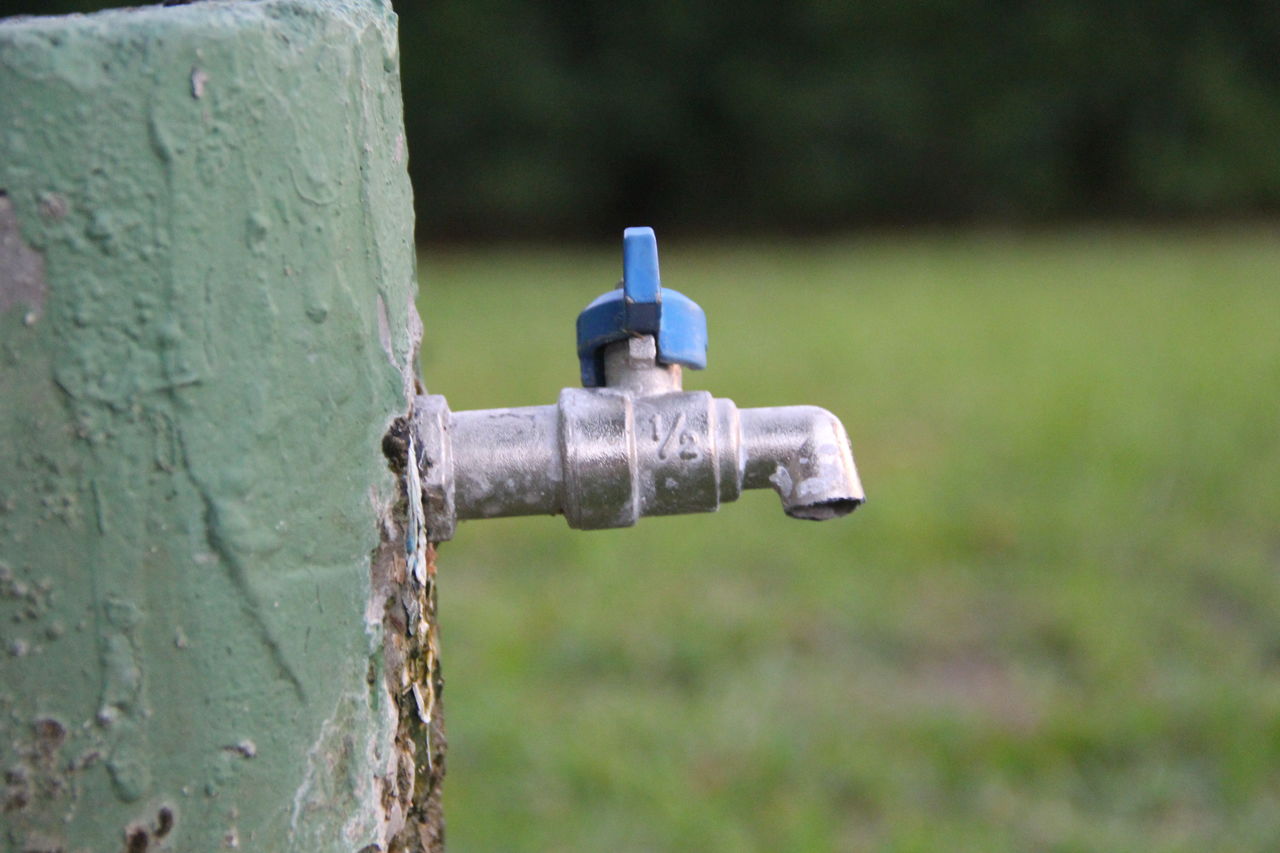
[413,227,864,541]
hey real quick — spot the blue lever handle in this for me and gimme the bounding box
[576,227,708,387]
[622,226,661,304]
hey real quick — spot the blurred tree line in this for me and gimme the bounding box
[6,0,1280,239]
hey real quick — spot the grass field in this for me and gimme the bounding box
[418,228,1280,852]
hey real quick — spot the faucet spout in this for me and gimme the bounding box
[739,406,864,520]
[413,389,865,540]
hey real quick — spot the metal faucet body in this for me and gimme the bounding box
[414,335,862,540]
[413,228,864,542]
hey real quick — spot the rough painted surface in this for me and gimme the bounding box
[0,2,433,850]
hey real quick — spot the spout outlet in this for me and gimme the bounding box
[739,406,864,520]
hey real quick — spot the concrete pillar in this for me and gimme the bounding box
[0,2,442,850]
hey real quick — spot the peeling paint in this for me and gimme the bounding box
[190,66,208,99]
[355,413,447,853]
[0,192,47,322]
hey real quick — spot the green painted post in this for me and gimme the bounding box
[0,2,443,850]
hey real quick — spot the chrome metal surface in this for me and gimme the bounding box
[414,335,863,541]
[603,335,683,395]
[740,405,863,521]
[412,395,456,542]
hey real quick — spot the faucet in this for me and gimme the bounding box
[412,227,864,541]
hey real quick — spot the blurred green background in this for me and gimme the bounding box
[5,1,1280,849]
[421,233,1280,851]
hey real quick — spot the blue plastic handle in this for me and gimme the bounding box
[575,227,708,387]
[622,227,661,304]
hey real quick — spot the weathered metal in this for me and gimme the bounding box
[414,230,864,541]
